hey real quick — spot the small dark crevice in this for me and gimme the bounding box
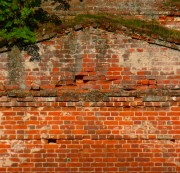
[75,75,84,81]
[74,75,91,84]
[170,139,175,142]
[84,80,90,83]
[67,83,75,86]
[48,138,57,144]
[74,75,84,83]
[123,88,136,91]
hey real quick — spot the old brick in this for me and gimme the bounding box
[143,96,167,102]
[0,4,179,172]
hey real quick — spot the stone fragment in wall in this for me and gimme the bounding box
[171,86,180,90]
[31,81,41,90]
[143,95,167,102]
[31,85,40,90]
[157,135,172,140]
[74,24,83,31]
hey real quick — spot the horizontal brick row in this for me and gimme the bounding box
[0,139,179,173]
[0,108,179,140]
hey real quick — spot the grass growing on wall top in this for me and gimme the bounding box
[164,0,180,8]
[68,14,180,43]
[167,0,180,4]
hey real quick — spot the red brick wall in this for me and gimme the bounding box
[0,23,179,173]
[0,27,180,173]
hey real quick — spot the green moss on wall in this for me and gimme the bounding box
[64,14,180,43]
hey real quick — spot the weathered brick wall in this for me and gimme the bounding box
[42,0,165,16]
[41,0,180,30]
[0,1,180,172]
[0,26,179,172]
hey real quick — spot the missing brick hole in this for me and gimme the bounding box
[75,75,84,84]
[80,0,83,2]
[123,88,136,91]
[84,80,90,83]
[48,138,57,144]
[75,75,84,80]
[170,139,175,142]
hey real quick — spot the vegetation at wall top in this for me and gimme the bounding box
[0,0,179,49]
[0,0,69,48]
[164,0,180,8]
[65,14,180,43]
